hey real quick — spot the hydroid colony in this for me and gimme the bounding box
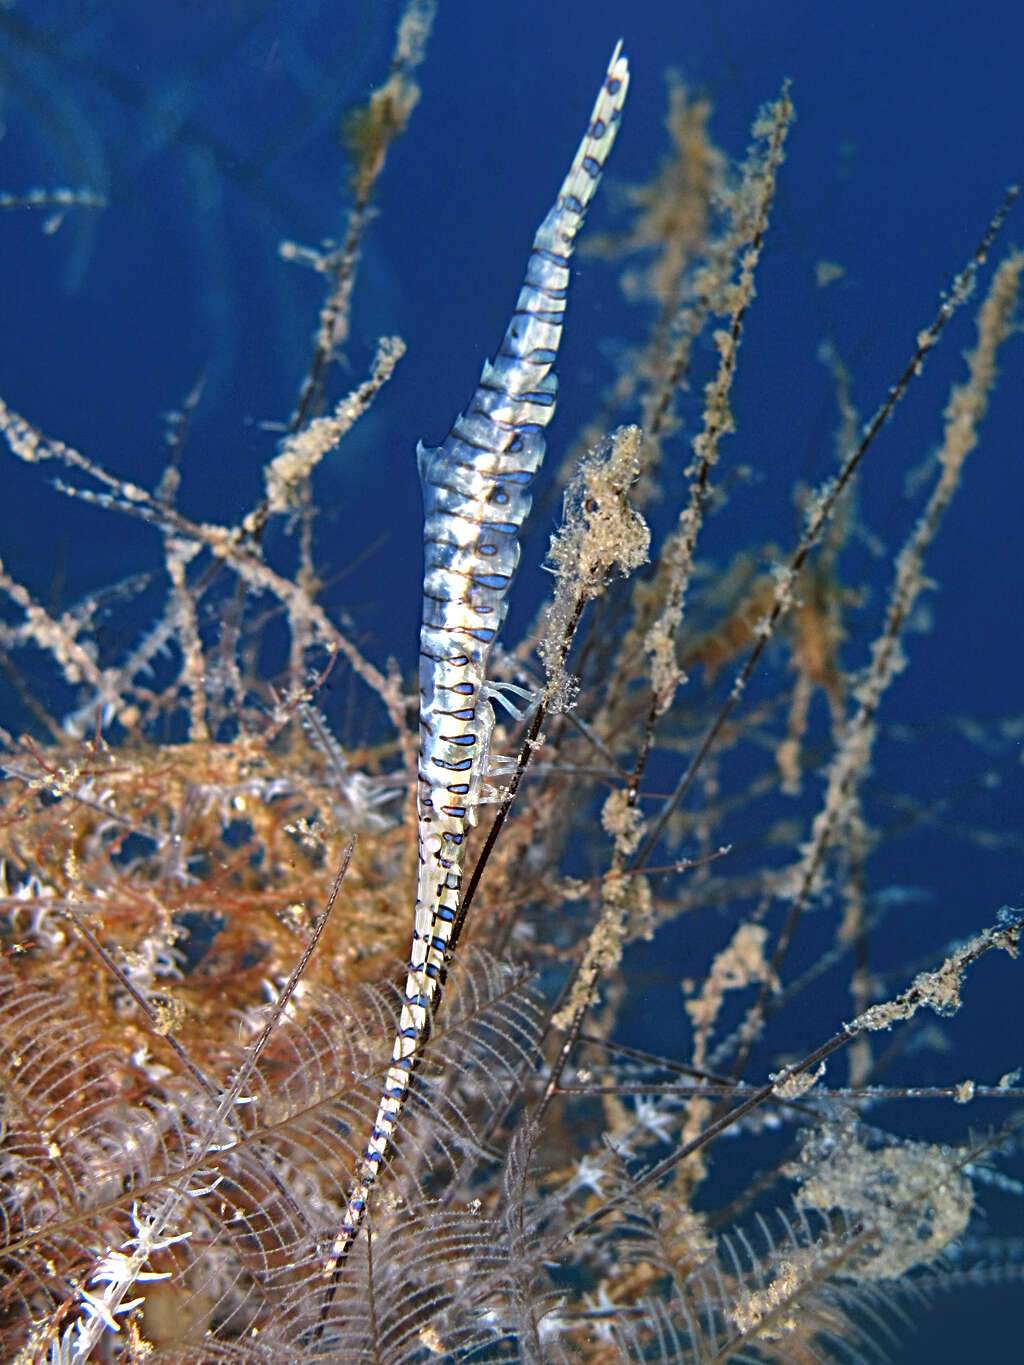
[0,2,1022,1361]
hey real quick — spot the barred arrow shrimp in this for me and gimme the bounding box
[322,40,629,1283]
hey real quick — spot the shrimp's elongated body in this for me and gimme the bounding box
[326,41,629,1273]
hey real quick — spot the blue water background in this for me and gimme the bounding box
[2,2,1022,1356]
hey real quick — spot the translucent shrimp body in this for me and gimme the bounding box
[327,40,629,1272]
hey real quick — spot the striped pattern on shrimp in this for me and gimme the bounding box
[325,40,629,1274]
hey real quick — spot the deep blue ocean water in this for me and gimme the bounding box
[1,2,1022,1358]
